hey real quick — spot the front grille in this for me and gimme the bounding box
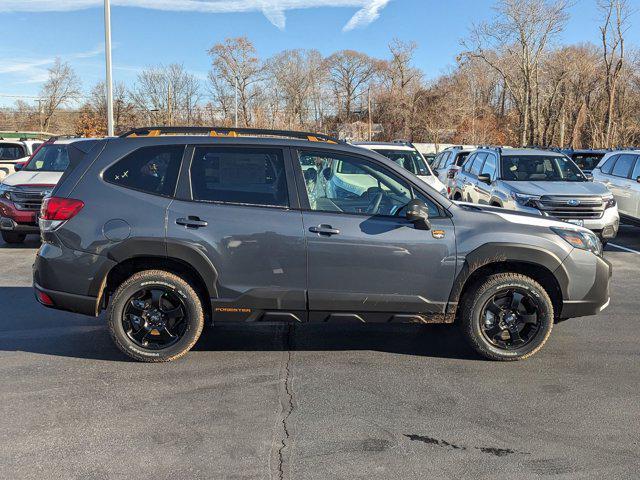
[535,195,604,220]
[9,187,51,211]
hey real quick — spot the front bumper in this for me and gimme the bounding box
[0,198,39,232]
[557,251,612,319]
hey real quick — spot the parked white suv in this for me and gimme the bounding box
[0,139,43,180]
[592,150,640,225]
[354,141,447,194]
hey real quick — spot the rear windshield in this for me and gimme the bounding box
[372,149,431,176]
[500,155,586,182]
[570,153,604,172]
[24,144,70,172]
[0,143,26,160]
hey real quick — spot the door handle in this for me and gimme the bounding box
[309,224,340,236]
[176,216,208,228]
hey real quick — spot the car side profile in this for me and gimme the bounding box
[430,146,475,195]
[451,147,619,243]
[592,149,640,225]
[33,127,611,363]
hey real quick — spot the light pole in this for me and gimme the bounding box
[104,0,115,136]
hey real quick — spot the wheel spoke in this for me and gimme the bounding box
[484,325,502,341]
[519,313,537,324]
[162,305,183,320]
[486,300,502,316]
[510,291,524,311]
[131,324,150,344]
[508,327,523,344]
[150,289,163,310]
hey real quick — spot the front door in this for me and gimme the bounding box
[295,149,456,319]
[475,152,497,205]
[167,145,307,320]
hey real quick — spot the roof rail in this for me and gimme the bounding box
[119,126,344,144]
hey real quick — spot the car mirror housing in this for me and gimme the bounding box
[14,161,26,172]
[477,174,491,185]
[405,199,431,230]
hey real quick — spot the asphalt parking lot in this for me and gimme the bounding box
[1,226,639,479]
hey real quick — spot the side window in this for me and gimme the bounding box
[462,153,476,173]
[298,151,439,217]
[630,156,640,181]
[104,145,184,196]
[190,147,289,207]
[481,154,497,179]
[470,153,487,177]
[600,155,618,175]
[438,152,451,169]
[611,154,635,178]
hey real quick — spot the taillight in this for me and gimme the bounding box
[41,197,84,221]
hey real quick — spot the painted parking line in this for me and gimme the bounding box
[607,243,640,255]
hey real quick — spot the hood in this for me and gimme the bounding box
[1,170,62,187]
[503,180,609,197]
[417,175,446,193]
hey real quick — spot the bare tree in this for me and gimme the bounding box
[327,50,378,121]
[208,37,264,126]
[463,0,570,145]
[599,0,630,147]
[39,58,82,131]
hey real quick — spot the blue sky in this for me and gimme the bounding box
[0,0,638,106]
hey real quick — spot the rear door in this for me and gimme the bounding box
[628,156,640,219]
[166,145,307,320]
[608,154,637,215]
[294,148,456,320]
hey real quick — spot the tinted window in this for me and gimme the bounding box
[104,145,184,196]
[631,157,640,181]
[611,154,636,178]
[24,144,69,172]
[191,147,288,207]
[500,155,586,182]
[454,152,471,167]
[481,154,497,178]
[600,155,618,174]
[298,151,439,217]
[470,153,487,176]
[0,143,26,160]
[571,153,604,172]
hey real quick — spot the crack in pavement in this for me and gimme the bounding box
[271,323,295,480]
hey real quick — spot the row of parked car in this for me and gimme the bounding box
[424,145,640,244]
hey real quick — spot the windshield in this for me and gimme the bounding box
[372,149,431,176]
[500,155,586,182]
[570,153,604,172]
[24,144,70,172]
[0,143,26,160]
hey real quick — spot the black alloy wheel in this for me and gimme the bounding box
[479,288,542,350]
[123,287,187,350]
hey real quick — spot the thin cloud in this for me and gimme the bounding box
[0,45,104,84]
[0,1,391,31]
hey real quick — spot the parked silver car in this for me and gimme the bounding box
[451,148,619,242]
[430,146,475,196]
[592,149,640,226]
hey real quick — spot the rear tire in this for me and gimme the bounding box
[459,273,554,361]
[108,270,204,362]
[1,231,26,244]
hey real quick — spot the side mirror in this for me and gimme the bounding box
[405,199,431,230]
[636,176,640,184]
[477,174,491,185]
[14,161,26,172]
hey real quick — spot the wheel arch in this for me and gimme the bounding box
[447,244,567,319]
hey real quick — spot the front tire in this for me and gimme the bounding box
[108,270,204,362]
[1,231,26,244]
[459,273,554,361]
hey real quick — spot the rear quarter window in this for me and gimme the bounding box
[104,145,184,197]
[600,155,618,175]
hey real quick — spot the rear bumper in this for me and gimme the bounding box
[559,254,612,319]
[34,282,98,316]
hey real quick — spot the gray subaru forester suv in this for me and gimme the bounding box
[33,127,612,362]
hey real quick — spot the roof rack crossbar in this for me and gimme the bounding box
[119,126,344,144]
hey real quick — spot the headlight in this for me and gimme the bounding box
[551,227,603,256]
[510,192,541,207]
[603,195,616,209]
[0,183,13,200]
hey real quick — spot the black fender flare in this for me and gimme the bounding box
[90,238,219,299]
[446,243,569,313]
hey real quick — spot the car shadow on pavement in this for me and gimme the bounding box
[0,236,41,249]
[0,287,478,362]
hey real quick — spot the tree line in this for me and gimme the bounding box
[1,0,637,148]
